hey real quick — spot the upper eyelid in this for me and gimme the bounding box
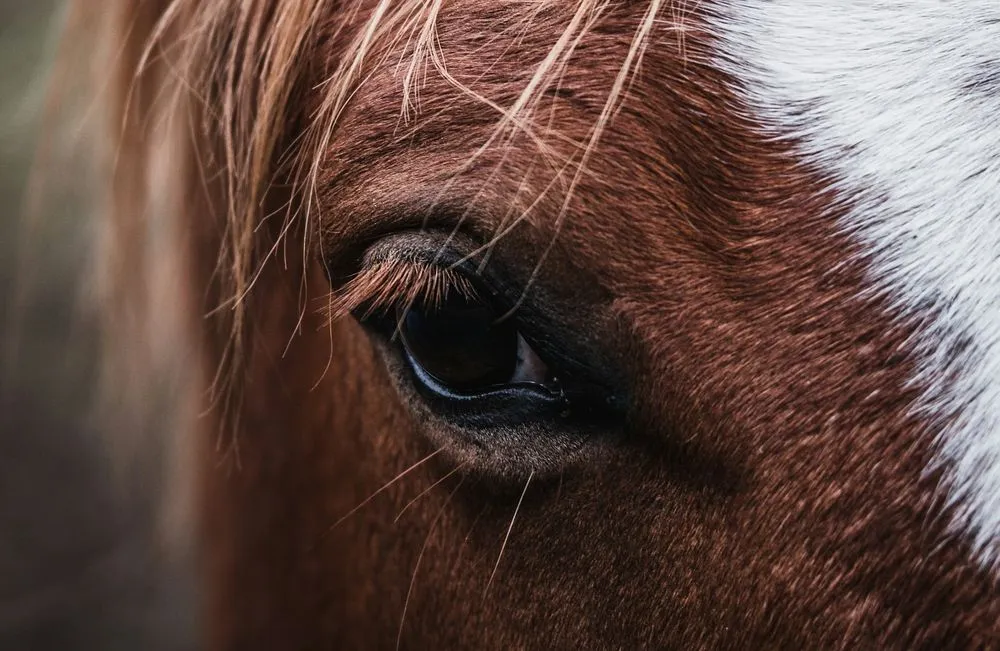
[328,256,477,322]
[323,229,539,340]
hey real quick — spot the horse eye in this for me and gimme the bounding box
[397,294,551,394]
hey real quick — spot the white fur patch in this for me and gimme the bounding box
[711,1,1000,567]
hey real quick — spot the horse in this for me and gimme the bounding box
[63,0,1000,647]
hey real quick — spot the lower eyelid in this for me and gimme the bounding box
[402,345,563,406]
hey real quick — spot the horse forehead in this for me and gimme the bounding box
[713,0,1000,567]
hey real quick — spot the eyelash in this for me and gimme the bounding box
[327,257,474,325]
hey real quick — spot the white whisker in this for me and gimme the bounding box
[453,503,488,572]
[325,448,443,534]
[394,462,466,523]
[397,475,464,650]
[484,471,533,597]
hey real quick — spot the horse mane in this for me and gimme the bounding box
[55,0,672,539]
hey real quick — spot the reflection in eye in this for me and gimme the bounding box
[397,294,552,395]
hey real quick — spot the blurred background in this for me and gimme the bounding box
[1,2,194,648]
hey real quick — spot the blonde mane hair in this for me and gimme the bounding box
[57,0,673,509]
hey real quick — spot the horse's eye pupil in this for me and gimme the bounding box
[398,296,519,392]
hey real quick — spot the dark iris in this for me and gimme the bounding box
[397,295,518,393]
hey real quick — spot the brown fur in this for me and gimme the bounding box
[67,0,1000,648]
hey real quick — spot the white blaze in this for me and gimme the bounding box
[713,1,1000,567]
